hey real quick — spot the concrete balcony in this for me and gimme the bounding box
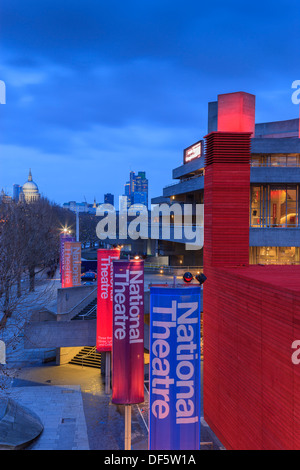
[251,137,300,153]
[251,167,300,184]
[250,227,300,246]
[172,156,205,180]
[163,175,204,197]
[152,223,203,249]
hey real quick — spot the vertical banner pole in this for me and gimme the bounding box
[105,352,111,394]
[149,285,201,450]
[76,207,79,242]
[125,405,132,450]
[111,259,145,450]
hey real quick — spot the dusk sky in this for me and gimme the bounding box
[0,0,299,205]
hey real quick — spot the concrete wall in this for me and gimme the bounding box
[24,320,97,350]
[203,265,300,449]
[172,155,205,180]
[57,285,96,314]
[163,175,204,197]
[250,227,300,247]
[251,137,300,153]
[251,167,300,183]
[255,118,299,138]
[56,346,83,365]
[24,291,151,352]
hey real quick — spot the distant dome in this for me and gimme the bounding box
[23,181,38,191]
[22,169,40,202]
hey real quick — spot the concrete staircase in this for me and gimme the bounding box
[69,346,101,369]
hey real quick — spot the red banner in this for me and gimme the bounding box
[96,249,120,352]
[62,242,81,288]
[60,234,75,280]
[112,259,144,405]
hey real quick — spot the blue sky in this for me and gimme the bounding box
[0,0,299,205]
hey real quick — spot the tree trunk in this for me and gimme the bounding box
[17,272,22,298]
[29,267,35,292]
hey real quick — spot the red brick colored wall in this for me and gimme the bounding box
[203,265,300,450]
[203,129,300,449]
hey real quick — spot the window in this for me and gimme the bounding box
[250,186,262,227]
[251,155,266,167]
[251,154,300,167]
[270,187,286,226]
[250,246,300,265]
[270,155,287,167]
[250,184,299,227]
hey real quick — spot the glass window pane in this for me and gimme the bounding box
[250,186,261,226]
[286,188,297,226]
[270,188,286,227]
[287,156,297,167]
[251,246,300,265]
[251,155,266,167]
[270,155,287,167]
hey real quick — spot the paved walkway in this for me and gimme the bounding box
[1,271,222,451]
[5,362,223,451]
[8,385,89,450]
[9,363,148,450]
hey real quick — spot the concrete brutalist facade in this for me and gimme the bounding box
[152,105,300,255]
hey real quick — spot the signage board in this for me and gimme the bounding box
[96,249,120,352]
[60,234,75,280]
[183,141,203,164]
[62,242,81,288]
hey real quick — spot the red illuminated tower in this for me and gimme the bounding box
[203,92,300,450]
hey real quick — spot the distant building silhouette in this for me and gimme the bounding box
[123,171,148,208]
[104,193,114,206]
[22,169,40,202]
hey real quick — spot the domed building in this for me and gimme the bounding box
[22,169,40,203]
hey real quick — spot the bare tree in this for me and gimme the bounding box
[20,199,61,292]
[0,199,79,397]
[79,212,98,248]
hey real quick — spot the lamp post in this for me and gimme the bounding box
[76,206,79,242]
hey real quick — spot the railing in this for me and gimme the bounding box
[76,304,97,320]
[144,264,203,275]
[164,173,205,189]
[79,346,97,367]
[57,287,97,321]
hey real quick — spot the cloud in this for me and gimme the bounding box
[0,0,299,204]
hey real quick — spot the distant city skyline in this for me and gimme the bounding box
[3,167,150,208]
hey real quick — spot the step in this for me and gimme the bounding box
[70,359,101,366]
[69,346,101,369]
[69,361,101,369]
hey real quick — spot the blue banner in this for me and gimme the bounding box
[149,286,201,450]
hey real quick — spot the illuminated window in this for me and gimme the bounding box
[250,186,262,226]
[250,246,300,265]
[270,155,287,167]
[270,187,286,226]
[250,184,299,227]
[251,154,300,167]
[251,155,266,167]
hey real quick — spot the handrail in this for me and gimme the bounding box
[60,287,97,315]
[77,304,97,320]
[144,264,203,272]
[80,346,97,367]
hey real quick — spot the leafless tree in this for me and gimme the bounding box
[0,198,73,391]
